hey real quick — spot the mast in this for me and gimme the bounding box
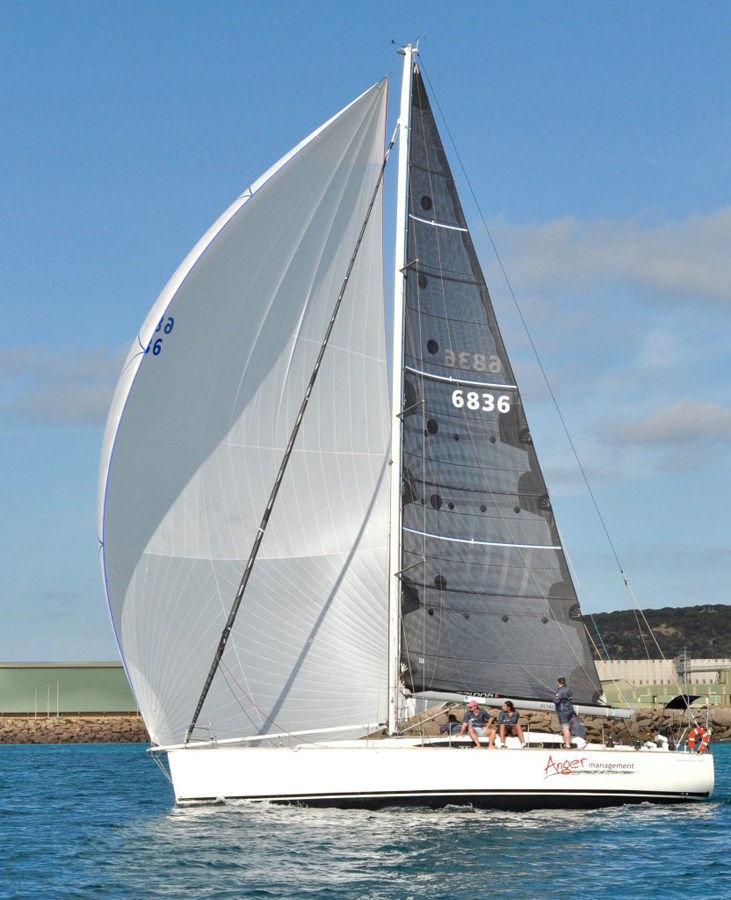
[387,44,416,734]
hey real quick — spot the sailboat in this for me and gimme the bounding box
[98,46,714,807]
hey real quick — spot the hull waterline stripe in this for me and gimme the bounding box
[403,526,562,551]
[409,213,468,232]
[404,365,517,390]
[179,787,711,803]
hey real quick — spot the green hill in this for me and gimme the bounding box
[588,604,731,659]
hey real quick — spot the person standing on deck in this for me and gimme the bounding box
[554,677,575,749]
[458,700,490,748]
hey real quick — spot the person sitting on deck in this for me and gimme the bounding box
[458,700,490,748]
[439,714,461,736]
[487,701,526,748]
[569,714,586,742]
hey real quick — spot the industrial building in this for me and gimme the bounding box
[597,656,731,707]
[0,662,137,715]
[2,657,729,716]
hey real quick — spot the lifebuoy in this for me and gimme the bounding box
[687,726,710,753]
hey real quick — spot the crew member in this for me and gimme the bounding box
[554,677,575,749]
[487,700,526,748]
[458,700,490,748]
[439,714,461,736]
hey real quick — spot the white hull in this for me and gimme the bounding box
[166,738,714,809]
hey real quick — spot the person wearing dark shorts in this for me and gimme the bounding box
[487,701,526,748]
[554,677,575,748]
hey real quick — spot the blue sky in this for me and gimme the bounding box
[1,2,729,660]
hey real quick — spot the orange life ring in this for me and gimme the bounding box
[687,726,710,753]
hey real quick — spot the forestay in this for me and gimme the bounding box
[98,80,391,748]
[399,68,602,706]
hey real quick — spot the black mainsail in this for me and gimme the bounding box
[399,67,602,707]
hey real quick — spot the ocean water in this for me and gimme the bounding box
[1,742,729,899]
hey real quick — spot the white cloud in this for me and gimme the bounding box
[491,207,731,302]
[0,344,126,427]
[603,400,731,445]
[10,382,117,425]
[635,328,686,371]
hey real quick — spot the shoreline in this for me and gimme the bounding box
[1,706,729,745]
[401,705,731,744]
[0,715,148,743]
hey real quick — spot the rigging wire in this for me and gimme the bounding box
[418,61,692,711]
[218,660,391,748]
[408,65,596,696]
[633,608,652,659]
[184,121,400,745]
[218,660,332,748]
[419,62,626,577]
[149,748,174,785]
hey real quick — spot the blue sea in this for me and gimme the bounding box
[1,742,729,899]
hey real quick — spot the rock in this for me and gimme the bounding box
[0,716,150,744]
[710,708,731,727]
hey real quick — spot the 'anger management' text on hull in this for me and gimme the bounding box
[98,44,714,806]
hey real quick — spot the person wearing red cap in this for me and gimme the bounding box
[457,699,490,748]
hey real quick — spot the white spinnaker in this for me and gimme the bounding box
[98,80,390,747]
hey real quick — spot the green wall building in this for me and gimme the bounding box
[0,663,138,715]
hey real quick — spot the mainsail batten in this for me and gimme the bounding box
[398,67,602,707]
[404,366,518,389]
[403,527,562,551]
[99,47,715,811]
[99,80,391,747]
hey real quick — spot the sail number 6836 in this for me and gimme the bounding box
[452,390,511,413]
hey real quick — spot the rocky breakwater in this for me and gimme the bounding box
[520,706,731,744]
[411,705,731,744]
[0,716,150,744]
